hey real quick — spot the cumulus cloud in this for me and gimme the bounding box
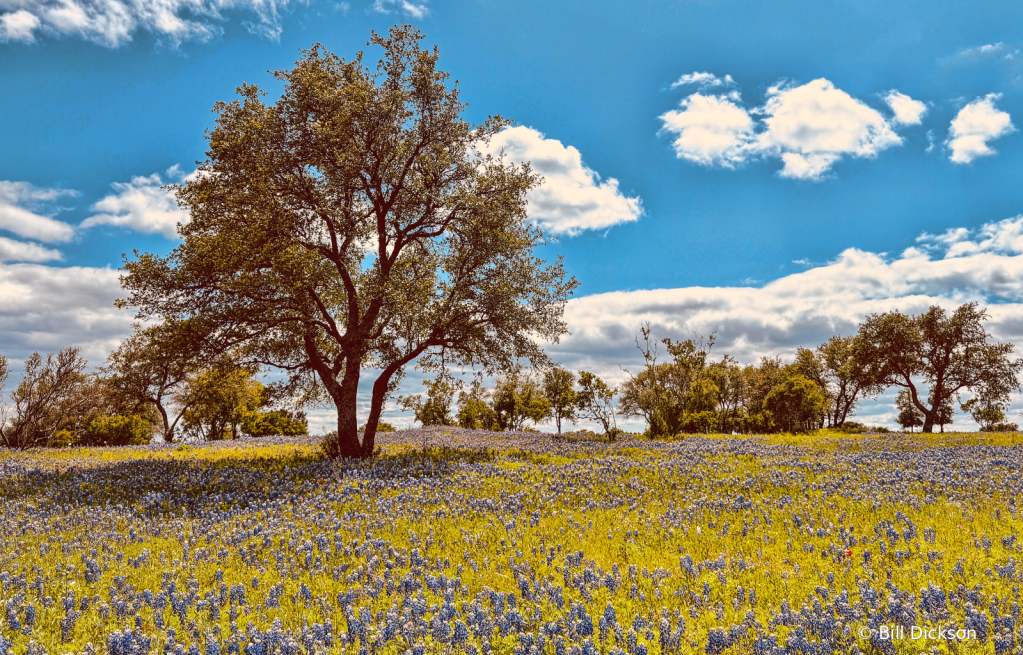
[947,94,1015,164]
[81,166,190,239]
[484,126,643,235]
[884,90,928,126]
[0,263,128,363]
[660,77,924,180]
[670,71,735,90]
[658,94,754,168]
[0,0,300,46]
[371,0,426,18]
[0,181,76,242]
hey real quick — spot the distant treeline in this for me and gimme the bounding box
[400,302,1023,437]
[1,301,1019,448]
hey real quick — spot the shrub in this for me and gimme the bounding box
[242,410,308,437]
[457,400,500,431]
[81,415,153,447]
[680,410,719,434]
[981,422,1020,433]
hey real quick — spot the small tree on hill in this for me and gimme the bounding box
[763,372,828,433]
[895,389,924,432]
[576,371,618,439]
[398,375,458,427]
[492,368,551,431]
[542,366,577,435]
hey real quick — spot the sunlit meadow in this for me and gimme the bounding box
[3,428,1023,655]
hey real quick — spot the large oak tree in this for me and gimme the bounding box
[119,25,576,458]
[856,302,1022,433]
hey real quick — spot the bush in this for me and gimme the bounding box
[242,410,308,437]
[457,400,500,431]
[833,422,866,434]
[357,422,396,433]
[680,411,719,434]
[981,422,1020,433]
[81,415,153,447]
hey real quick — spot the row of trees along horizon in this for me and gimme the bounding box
[1,300,1020,449]
[2,26,1022,454]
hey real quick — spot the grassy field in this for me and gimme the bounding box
[1,427,1022,655]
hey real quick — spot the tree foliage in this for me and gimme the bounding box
[857,303,1023,433]
[118,25,576,459]
[542,366,577,434]
[398,375,457,427]
[576,371,618,439]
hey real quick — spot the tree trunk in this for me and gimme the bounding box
[921,412,935,433]
[328,362,364,459]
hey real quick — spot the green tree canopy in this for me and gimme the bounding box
[119,25,576,458]
[542,366,577,435]
[856,302,1023,433]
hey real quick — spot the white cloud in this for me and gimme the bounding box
[0,181,76,242]
[0,237,61,263]
[884,90,928,126]
[670,71,735,90]
[371,0,426,18]
[0,0,300,46]
[947,94,1015,164]
[0,263,128,363]
[756,79,903,179]
[0,8,39,40]
[660,77,909,180]
[485,126,643,235]
[658,93,755,168]
[81,166,190,239]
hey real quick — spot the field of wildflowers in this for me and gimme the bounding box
[2,428,1023,655]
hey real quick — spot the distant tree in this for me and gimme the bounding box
[793,335,882,428]
[705,356,747,433]
[895,389,924,432]
[961,396,1018,432]
[102,322,209,442]
[763,373,829,433]
[118,26,576,459]
[241,410,309,438]
[542,367,577,435]
[492,368,551,431]
[576,371,618,439]
[398,375,458,427]
[456,376,500,430]
[0,347,99,449]
[180,364,263,441]
[856,303,1023,433]
[618,324,715,437]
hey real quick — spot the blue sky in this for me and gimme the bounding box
[4,0,1023,430]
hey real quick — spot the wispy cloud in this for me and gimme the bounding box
[0,0,305,46]
[669,71,735,91]
[371,0,427,18]
[947,94,1015,164]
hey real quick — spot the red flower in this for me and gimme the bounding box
[845,549,853,557]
